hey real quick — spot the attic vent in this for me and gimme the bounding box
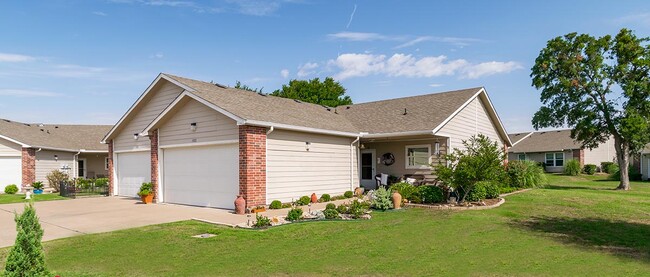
[326,108,331,111]
[213,82,227,88]
[257,92,266,96]
[346,106,350,110]
[3,119,9,122]
[38,123,44,127]
[55,126,59,129]
[24,124,31,127]
[40,129,44,132]
[403,108,407,115]
[293,99,302,103]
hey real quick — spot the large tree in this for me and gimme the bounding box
[531,28,650,190]
[271,77,353,107]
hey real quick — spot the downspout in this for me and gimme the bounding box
[350,136,360,191]
[266,126,274,135]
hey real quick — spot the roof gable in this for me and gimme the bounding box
[508,129,581,153]
[0,119,111,151]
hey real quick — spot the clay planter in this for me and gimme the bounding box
[251,207,266,213]
[310,193,318,203]
[235,195,246,215]
[140,194,154,204]
[392,191,402,209]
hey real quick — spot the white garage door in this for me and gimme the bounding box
[0,156,21,192]
[116,151,151,197]
[163,144,238,209]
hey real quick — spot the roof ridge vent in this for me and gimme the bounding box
[293,99,302,103]
[213,82,227,88]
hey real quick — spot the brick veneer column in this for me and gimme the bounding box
[573,149,585,167]
[21,147,36,187]
[239,125,267,208]
[108,140,114,195]
[151,129,159,202]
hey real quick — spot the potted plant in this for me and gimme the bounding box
[251,205,266,213]
[137,182,154,204]
[32,181,44,194]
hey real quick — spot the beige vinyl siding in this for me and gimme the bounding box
[35,150,75,186]
[438,96,503,152]
[266,130,357,204]
[584,137,616,167]
[362,136,447,181]
[114,81,183,151]
[0,137,21,156]
[79,153,109,178]
[158,98,238,146]
[641,154,649,180]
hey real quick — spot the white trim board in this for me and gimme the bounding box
[159,140,238,149]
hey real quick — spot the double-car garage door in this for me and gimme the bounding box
[115,145,238,209]
[0,156,21,192]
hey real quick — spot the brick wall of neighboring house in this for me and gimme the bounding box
[150,129,159,202]
[239,125,267,208]
[108,140,114,195]
[573,149,585,167]
[21,147,36,187]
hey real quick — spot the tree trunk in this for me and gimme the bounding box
[613,135,631,190]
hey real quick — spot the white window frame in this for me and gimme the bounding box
[405,144,432,169]
[518,154,526,161]
[105,157,110,170]
[545,152,564,167]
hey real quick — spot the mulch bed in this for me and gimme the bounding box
[404,197,505,210]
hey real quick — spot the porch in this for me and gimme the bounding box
[358,134,448,189]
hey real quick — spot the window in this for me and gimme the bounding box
[105,157,109,170]
[545,152,564,167]
[518,154,526,161]
[406,144,431,169]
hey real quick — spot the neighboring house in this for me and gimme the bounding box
[640,146,650,180]
[102,73,512,209]
[0,119,111,192]
[507,129,616,173]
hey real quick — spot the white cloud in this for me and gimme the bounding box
[228,0,282,16]
[327,32,394,42]
[297,62,319,77]
[0,89,62,97]
[327,53,521,80]
[111,0,297,16]
[145,0,196,7]
[280,69,289,78]
[328,32,483,48]
[616,12,650,26]
[149,52,164,59]
[0,53,36,62]
[394,36,483,49]
[429,83,444,87]
[92,11,108,16]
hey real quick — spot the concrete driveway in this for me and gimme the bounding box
[0,197,248,248]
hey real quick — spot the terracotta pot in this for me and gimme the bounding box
[251,207,266,213]
[392,191,402,209]
[140,194,154,204]
[311,193,318,203]
[234,195,246,215]
[354,187,364,197]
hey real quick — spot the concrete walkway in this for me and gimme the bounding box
[0,196,355,248]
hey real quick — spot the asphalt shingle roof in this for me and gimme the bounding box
[508,129,581,153]
[163,74,482,135]
[0,119,111,151]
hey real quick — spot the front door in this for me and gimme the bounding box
[77,159,86,178]
[360,149,376,189]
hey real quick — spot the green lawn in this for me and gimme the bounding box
[2,174,650,276]
[0,193,67,204]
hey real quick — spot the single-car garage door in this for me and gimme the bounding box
[0,156,21,192]
[116,151,151,197]
[163,144,238,209]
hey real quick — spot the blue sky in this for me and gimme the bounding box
[1,0,649,132]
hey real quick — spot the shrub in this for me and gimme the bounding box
[344,191,353,198]
[348,199,369,219]
[506,160,547,188]
[417,186,444,204]
[325,203,336,210]
[4,184,18,194]
[323,208,339,219]
[390,182,417,201]
[94,178,109,187]
[297,196,311,206]
[319,194,331,202]
[583,164,597,175]
[601,162,615,173]
[604,163,619,174]
[269,200,282,209]
[336,203,349,214]
[45,170,69,193]
[253,214,272,228]
[286,208,303,221]
[4,203,49,276]
[483,181,501,199]
[435,134,506,202]
[564,160,581,176]
[31,181,44,190]
[137,182,153,196]
[611,165,642,181]
[499,186,517,194]
[371,187,393,211]
[465,183,487,202]
[281,203,293,209]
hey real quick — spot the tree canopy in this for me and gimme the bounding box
[530,28,650,190]
[234,81,263,93]
[271,77,353,107]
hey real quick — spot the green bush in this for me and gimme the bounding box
[281,203,293,209]
[610,165,642,181]
[253,214,272,228]
[4,203,49,276]
[269,200,282,209]
[348,199,368,219]
[344,191,353,198]
[325,203,336,210]
[323,208,339,219]
[583,164,597,175]
[297,196,311,206]
[417,186,444,204]
[499,186,517,194]
[137,182,153,196]
[285,208,303,221]
[390,182,417,201]
[45,170,69,192]
[601,162,615,173]
[94,178,109,187]
[319,194,331,202]
[506,160,547,188]
[336,203,349,214]
[482,181,501,199]
[4,184,18,194]
[371,187,393,211]
[465,183,487,202]
[603,163,619,174]
[564,160,581,176]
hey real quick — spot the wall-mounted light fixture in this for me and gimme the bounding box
[434,141,440,156]
[305,141,311,151]
[133,133,139,140]
[190,122,197,132]
[54,155,58,161]
[359,143,366,150]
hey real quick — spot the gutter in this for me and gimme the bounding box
[350,136,360,191]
